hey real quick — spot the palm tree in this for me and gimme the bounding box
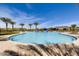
[28,24,32,30]
[34,22,39,31]
[0,17,11,30]
[10,21,16,30]
[20,23,25,31]
[71,24,77,31]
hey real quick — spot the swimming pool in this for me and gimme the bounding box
[9,32,76,44]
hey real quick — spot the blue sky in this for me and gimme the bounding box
[0,3,79,28]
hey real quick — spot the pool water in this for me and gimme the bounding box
[10,32,76,44]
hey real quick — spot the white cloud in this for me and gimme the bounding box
[0,6,43,28]
[38,20,53,28]
[38,19,79,28]
[52,21,79,27]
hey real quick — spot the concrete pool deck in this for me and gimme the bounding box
[0,32,79,56]
[60,32,79,46]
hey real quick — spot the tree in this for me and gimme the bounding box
[71,24,77,31]
[20,23,25,31]
[0,17,11,30]
[10,21,16,30]
[28,24,32,30]
[34,22,39,30]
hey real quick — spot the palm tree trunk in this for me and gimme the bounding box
[36,25,37,30]
[30,26,31,30]
[72,27,74,31]
[22,26,23,29]
[12,24,14,31]
[6,23,8,31]
[21,26,23,31]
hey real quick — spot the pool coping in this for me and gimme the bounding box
[8,32,78,45]
[60,32,79,46]
[0,31,79,46]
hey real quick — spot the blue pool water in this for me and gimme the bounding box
[10,32,76,44]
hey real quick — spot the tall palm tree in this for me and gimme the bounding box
[34,22,39,30]
[10,21,16,30]
[0,17,11,30]
[71,24,77,31]
[20,23,25,31]
[28,24,32,30]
